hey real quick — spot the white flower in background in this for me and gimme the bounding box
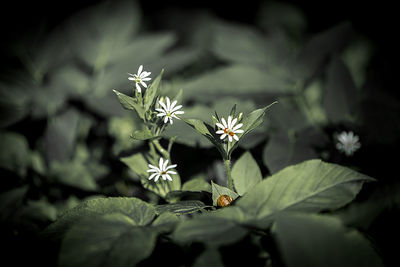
[147,157,177,182]
[216,115,244,142]
[128,65,151,93]
[336,131,361,156]
[156,97,184,124]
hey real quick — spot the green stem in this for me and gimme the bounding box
[152,139,169,159]
[224,159,233,191]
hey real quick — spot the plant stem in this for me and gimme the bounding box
[152,139,169,159]
[224,159,233,191]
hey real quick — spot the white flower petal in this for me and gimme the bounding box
[147,169,159,173]
[141,81,147,88]
[231,118,237,127]
[166,97,171,110]
[221,118,228,128]
[169,118,174,124]
[233,134,239,141]
[234,129,244,134]
[159,100,167,111]
[136,83,141,93]
[228,135,233,142]
[138,65,143,75]
[157,113,165,117]
[163,159,169,171]
[159,158,164,169]
[165,164,177,170]
[171,104,182,112]
[216,123,225,129]
[142,77,151,81]
[232,123,243,131]
[162,174,168,181]
[216,130,225,134]
[128,77,135,81]
[170,100,177,110]
[166,171,177,175]
[148,173,158,180]
[154,175,161,182]
[165,174,173,181]
[220,133,227,140]
[227,116,232,128]
[174,110,184,115]
[164,116,169,124]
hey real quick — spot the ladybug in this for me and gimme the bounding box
[217,194,233,207]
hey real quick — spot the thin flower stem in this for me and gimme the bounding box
[152,139,169,159]
[224,159,233,191]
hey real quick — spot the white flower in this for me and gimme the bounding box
[155,97,184,124]
[147,157,177,182]
[336,131,361,156]
[215,115,244,142]
[128,65,151,93]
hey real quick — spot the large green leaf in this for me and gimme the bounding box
[44,197,156,240]
[172,214,248,246]
[232,151,262,195]
[274,213,384,267]
[151,211,180,233]
[237,159,375,218]
[211,181,239,206]
[59,213,157,267]
[182,177,211,192]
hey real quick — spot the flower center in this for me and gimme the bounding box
[166,112,172,117]
[161,171,166,175]
[134,75,141,83]
[228,131,235,137]
[224,128,229,134]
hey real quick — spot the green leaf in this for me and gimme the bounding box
[211,181,239,206]
[182,177,211,192]
[323,57,357,123]
[44,197,156,240]
[112,89,145,119]
[59,213,157,267]
[0,131,30,177]
[155,200,206,215]
[130,128,159,141]
[151,211,180,233]
[241,102,277,137]
[0,186,28,222]
[49,161,99,191]
[43,108,80,163]
[232,152,262,195]
[172,214,248,245]
[263,127,327,173]
[237,159,375,218]
[144,69,164,111]
[274,213,384,267]
[120,153,149,177]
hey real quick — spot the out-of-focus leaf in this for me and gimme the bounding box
[49,161,99,191]
[0,84,28,127]
[323,57,358,123]
[293,22,352,81]
[211,181,239,206]
[274,213,384,267]
[192,248,224,267]
[151,211,180,233]
[59,213,157,267]
[44,197,156,240]
[120,153,148,178]
[172,213,248,245]
[232,151,262,195]
[130,128,160,141]
[181,65,292,100]
[237,159,375,218]
[108,115,141,154]
[43,108,80,163]
[20,199,57,222]
[263,127,326,173]
[182,177,211,192]
[0,186,28,222]
[0,131,30,176]
[155,200,206,215]
[268,99,309,132]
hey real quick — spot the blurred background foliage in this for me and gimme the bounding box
[0,0,399,266]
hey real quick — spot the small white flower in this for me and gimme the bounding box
[215,115,244,142]
[147,157,177,182]
[128,65,151,93]
[155,97,184,124]
[336,131,361,156]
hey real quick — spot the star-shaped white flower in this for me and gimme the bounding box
[147,158,177,182]
[336,131,361,156]
[216,115,244,142]
[156,97,184,124]
[128,65,151,93]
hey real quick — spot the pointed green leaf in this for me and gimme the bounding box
[44,197,156,240]
[144,69,164,111]
[112,89,145,119]
[232,152,262,195]
[274,213,384,267]
[130,128,160,141]
[182,177,211,192]
[240,102,277,137]
[237,159,375,218]
[59,213,157,267]
[211,181,239,206]
[120,153,149,177]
